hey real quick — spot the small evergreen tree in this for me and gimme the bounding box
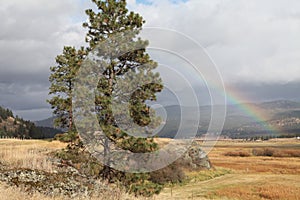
[48,46,86,131]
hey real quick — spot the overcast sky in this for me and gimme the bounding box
[1,0,300,120]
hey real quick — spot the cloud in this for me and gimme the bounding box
[0,0,87,119]
[14,108,53,122]
[1,0,300,120]
[226,81,300,103]
[128,0,300,83]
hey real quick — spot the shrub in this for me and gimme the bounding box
[272,149,300,157]
[118,172,163,197]
[252,148,275,156]
[224,151,251,157]
[128,181,163,197]
[54,131,79,143]
[55,137,103,178]
[252,148,300,157]
[149,162,186,185]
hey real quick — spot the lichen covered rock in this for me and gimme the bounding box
[178,141,211,169]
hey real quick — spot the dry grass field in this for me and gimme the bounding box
[0,139,66,172]
[0,181,145,200]
[158,138,300,200]
[0,138,299,200]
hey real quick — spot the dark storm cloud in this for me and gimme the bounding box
[0,0,87,120]
[1,0,300,120]
[0,80,49,110]
[229,81,300,103]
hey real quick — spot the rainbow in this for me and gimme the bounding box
[225,84,279,135]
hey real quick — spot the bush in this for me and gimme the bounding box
[128,181,163,197]
[252,148,275,156]
[117,172,163,197]
[56,137,103,178]
[252,148,300,157]
[149,162,186,185]
[54,131,79,143]
[224,151,251,157]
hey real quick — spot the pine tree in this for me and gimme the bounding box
[82,0,163,179]
[48,46,86,131]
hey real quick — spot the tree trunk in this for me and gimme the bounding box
[102,137,112,181]
[101,67,115,181]
[69,104,73,132]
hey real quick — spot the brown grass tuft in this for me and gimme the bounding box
[258,184,300,200]
[253,148,300,157]
[224,150,251,157]
[209,185,254,200]
[210,184,300,200]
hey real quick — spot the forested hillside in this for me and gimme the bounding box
[0,106,60,139]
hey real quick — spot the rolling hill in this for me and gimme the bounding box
[156,100,300,138]
[34,116,57,129]
[0,106,61,139]
[34,100,300,139]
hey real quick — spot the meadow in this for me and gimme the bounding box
[159,138,300,200]
[0,138,299,200]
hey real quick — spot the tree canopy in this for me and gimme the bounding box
[48,46,86,131]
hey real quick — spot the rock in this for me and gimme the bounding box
[179,141,211,169]
[0,169,97,197]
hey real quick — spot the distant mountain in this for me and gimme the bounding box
[36,100,300,139]
[259,100,300,110]
[273,110,300,119]
[155,100,300,138]
[34,116,56,128]
[220,100,300,138]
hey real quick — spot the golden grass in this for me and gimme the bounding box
[210,183,300,200]
[0,139,152,200]
[158,173,300,200]
[0,139,66,172]
[257,184,300,200]
[156,139,300,200]
[0,182,65,200]
[186,168,231,183]
[0,182,145,200]
[0,138,300,200]
[206,139,300,174]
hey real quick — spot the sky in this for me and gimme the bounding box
[1,0,300,120]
